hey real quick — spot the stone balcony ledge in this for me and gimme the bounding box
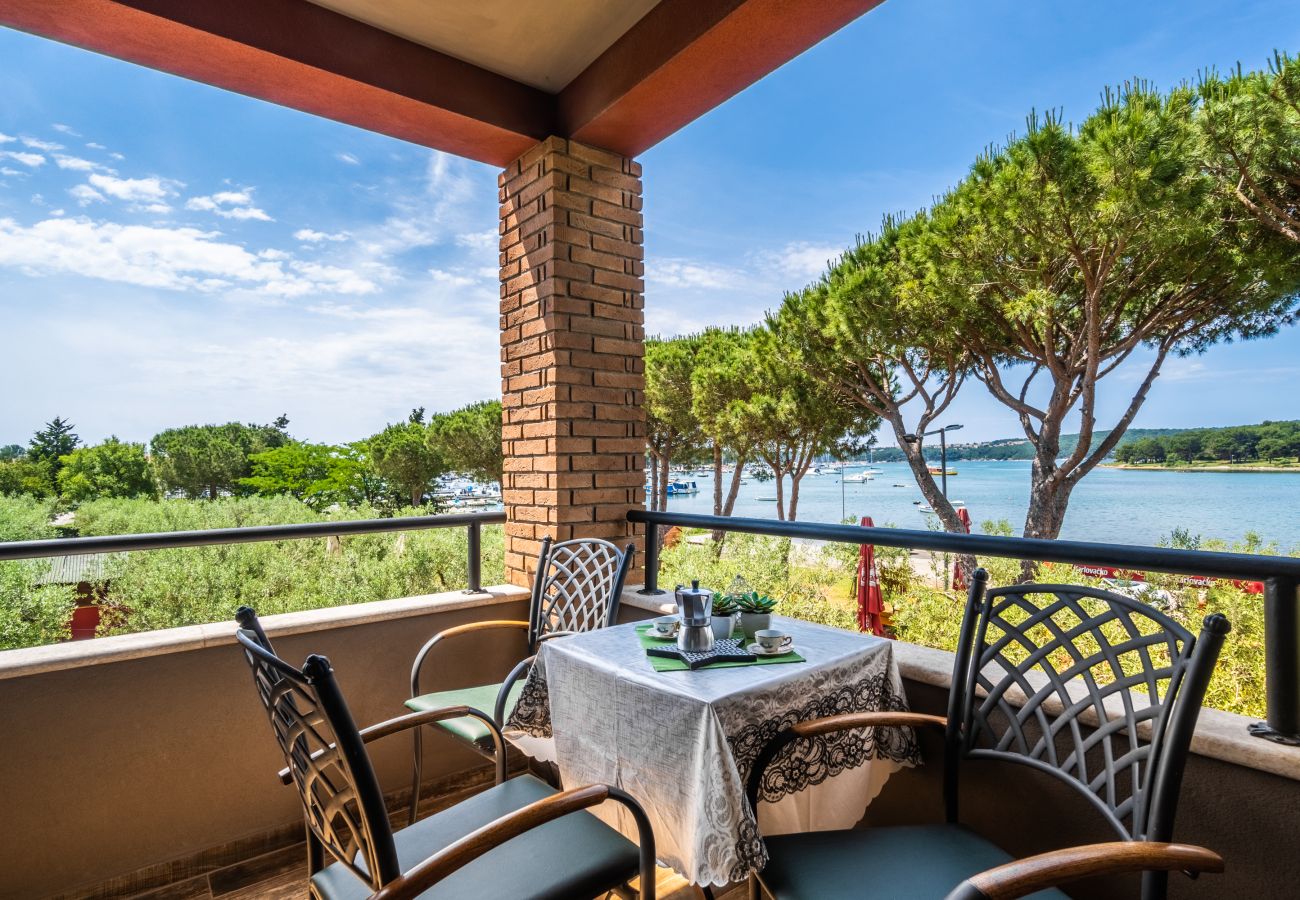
[0,583,531,682]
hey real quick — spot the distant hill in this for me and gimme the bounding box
[872,422,1297,462]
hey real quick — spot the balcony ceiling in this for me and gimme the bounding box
[0,0,884,166]
[306,0,663,92]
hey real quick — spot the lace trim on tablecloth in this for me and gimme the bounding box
[723,667,920,880]
[504,665,552,738]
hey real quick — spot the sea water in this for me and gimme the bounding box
[662,460,1300,551]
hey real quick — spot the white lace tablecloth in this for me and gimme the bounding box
[504,615,919,887]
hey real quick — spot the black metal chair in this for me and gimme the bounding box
[235,607,655,900]
[406,536,633,818]
[744,569,1229,900]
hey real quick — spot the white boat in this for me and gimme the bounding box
[843,472,873,483]
[665,480,700,496]
[919,500,967,515]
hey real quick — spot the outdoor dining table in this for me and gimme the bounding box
[504,615,921,888]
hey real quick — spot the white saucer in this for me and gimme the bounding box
[747,642,795,657]
[645,629,679,641]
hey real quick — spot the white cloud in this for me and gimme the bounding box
[1,167,25,177]
[88,173,175,203]
[185,188,272,221]
[0,216,380,297]
[21,137,63,152]
[760,241,842,281]
[68,184,106,205]
[429,268,477,288]
[1,151,46,167]
[52,124,80,136]
[650,259,741,291]
[54,154,112,173]
[86,142,107,150]
[455,230,497,250]
[337,152,360,165]
[294,228,348,243]
[0,132,14,143]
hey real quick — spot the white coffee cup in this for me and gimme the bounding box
[755,629,792,652]
[652,615,680,637]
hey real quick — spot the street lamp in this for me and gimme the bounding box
[902,423,964,497]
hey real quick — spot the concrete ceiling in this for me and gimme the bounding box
[306,0,662,91]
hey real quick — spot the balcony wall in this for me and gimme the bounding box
[2,586,1297,898]
[0,586,531,900]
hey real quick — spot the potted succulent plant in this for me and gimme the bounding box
[710,592,739,640]
[736,591,778,640]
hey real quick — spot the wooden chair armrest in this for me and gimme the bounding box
[410,620,530,696]
[791,711,947,738]
[369,783,657,900]
[536,629,576,643]
[944,842,1225,900]
[745,711,943,814]
[276,706,505,786]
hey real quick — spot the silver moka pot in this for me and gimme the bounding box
[675,580,715,653]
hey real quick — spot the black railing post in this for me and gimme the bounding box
[639,523,664,595]
[1251,576,1300,745]
[464,520,483,594]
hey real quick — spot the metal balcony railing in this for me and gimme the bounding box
[0,510,506,593]
[629,508,1300,746]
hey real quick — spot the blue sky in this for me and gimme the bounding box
[1,0,1298,446]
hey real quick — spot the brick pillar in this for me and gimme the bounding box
[499,137,646,588]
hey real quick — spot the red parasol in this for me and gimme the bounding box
[856,516,887,636]
[951,506,973,591]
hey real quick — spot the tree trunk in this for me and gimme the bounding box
[722,453,746,517]
[711,444,725,543]
[649,459,660,512]
[1019,463,1073,580]
[410,486,422,508]
[773,469,786,521]
[658,453,671,512]
[894,428,963,533]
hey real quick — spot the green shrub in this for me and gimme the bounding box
[0,496,74,649]
[1,496,502,647]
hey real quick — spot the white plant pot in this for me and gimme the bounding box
[710,614,737,640]
[739,612,771,641]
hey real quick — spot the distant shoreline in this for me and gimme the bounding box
[1103,463,1300,474]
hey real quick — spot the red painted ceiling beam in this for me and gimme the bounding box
[560,0,887,158]
[0,0,885,166]
[0,0,554,166]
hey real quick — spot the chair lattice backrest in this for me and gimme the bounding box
[235,608,399,889]
[528,537,633,648]
[950,575,1228,845]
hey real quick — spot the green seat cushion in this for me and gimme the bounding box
[310,773,640,900]
[759,824,1071,900]
[405,681,523,748]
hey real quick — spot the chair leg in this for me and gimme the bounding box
[408,725,424,827]
[700,887,716,899]
[748,873,762,900]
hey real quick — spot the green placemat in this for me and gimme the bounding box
[635,624,805,672]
